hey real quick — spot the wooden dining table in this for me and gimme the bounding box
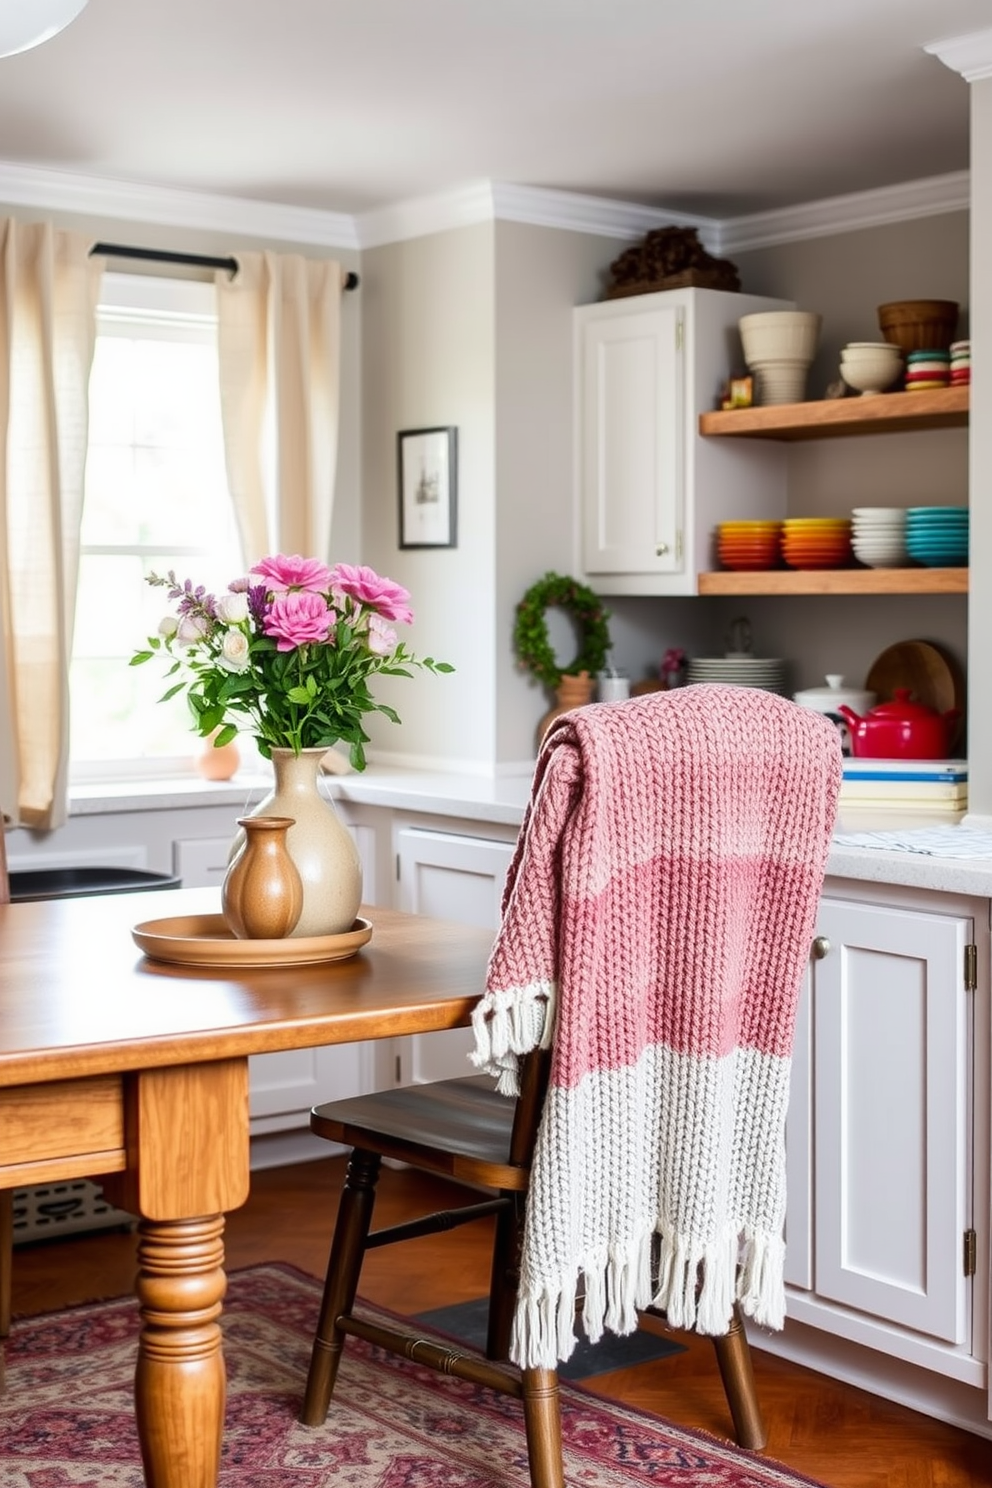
[0,885,491,1488]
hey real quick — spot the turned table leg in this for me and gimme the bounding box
[134,1215,228,1488]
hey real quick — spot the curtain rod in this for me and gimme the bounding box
[89,241,360,290]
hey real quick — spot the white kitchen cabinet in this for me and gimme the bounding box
[574,287,791,596]
[391,824,515,1085]
[780,881,988,1391]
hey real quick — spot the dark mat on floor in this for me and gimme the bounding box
[414,1296,685,1381]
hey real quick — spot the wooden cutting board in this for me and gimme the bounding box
[864,639,966,751]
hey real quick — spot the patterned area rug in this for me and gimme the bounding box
[1,1262,827,1487]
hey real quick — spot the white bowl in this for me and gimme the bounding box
[739,310,822,368]
[840,354,902,396]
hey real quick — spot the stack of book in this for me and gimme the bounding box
[839,758,968,814]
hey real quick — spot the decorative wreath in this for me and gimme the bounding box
[513,572,612,691]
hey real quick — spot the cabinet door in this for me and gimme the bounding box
[393,827,514,1085]
[813,897,972,1346]
[579,305,684,577]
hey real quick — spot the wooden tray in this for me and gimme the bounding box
[864,639,966,751]
[132,913,373,969]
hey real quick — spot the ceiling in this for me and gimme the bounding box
[0,0,989,225]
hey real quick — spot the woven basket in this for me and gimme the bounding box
[877,299,959,353]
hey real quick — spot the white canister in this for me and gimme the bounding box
[597,670,630,703]
[793,675,875,755]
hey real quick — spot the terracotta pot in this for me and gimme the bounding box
[537,671,594,750]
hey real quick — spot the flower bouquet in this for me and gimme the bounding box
[131,553,452,771]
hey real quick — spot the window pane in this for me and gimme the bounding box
[71,282,242,776]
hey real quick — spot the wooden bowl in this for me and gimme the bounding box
[877,300,959,353]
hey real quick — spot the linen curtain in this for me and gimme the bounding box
[215,252,343,566]
[0,221,102,830]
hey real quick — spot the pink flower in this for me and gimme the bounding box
[250,554,335,594]
[329,563,414,625]
[263,592,335,651]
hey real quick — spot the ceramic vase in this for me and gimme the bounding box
[222,816,303,939]
[194,727,241,782]
[234,747,362,938]
[536,671,594,750]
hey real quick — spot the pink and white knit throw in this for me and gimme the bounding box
[471,684,842,1370]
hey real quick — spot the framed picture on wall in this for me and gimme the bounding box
[397,426,458,549]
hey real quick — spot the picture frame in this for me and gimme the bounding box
[397,426,457,549]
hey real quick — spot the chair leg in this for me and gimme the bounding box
[485,1193,522,1361]
[521,1366,564,1488]
[710,1302,767,1450]
[301,1147,382,1427]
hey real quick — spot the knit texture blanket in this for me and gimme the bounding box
[471,684,842,1370]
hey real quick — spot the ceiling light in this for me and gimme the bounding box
[0,0,89,60]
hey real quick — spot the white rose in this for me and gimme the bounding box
[157,616,178,639]
[219,629,251,673]
[216,592,249,623]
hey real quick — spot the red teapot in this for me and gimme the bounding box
[836,689,961,760]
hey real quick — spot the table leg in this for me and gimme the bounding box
[134,1213,227,1488]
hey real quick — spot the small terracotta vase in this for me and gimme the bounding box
[536,671,594,749]
[222,816,303,940]
[195,728,241,782]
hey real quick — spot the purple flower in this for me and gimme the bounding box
[368,614,398,656]
[263,592,335,651]
[250,554,335,594]
[329,563,414,625]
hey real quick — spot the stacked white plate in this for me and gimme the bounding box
[850,506,908,567]
[686,656,787,694]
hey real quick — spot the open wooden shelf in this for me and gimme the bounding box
[698,386,969,441]
[697,567,968,596]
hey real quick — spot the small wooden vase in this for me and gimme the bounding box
[536,671,594,749]
[222,816,304,940]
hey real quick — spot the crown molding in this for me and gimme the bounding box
[489,183,721,249]
[354,180,496,249]
[355,179,721,251]
[924,28,992,82]
[0,157,971,261]
[0,160,359,250]
[718,170,970,253]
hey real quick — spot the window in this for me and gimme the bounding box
[70,274,243,781]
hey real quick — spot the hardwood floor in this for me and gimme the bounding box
[8,1157,992,1487]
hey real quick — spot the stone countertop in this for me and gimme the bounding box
[68,766,992,900]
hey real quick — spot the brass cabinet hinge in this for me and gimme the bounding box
[676,530,684,561]
[963,1229,977,1277]
[964,943,977,992]
[675,320,684,351]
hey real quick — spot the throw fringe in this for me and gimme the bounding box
[738,1227,787,1330]
[469,979,557,1095]
[652,1224,742,1335]
[510,1233,654,1370]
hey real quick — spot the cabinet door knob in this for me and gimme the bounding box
[811,935,830,960]
[655,542,669,556]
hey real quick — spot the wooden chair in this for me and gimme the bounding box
[301,1054,766,1488]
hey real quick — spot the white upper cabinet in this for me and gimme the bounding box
[574,287,793,596]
